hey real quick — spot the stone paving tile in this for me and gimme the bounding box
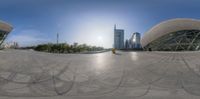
[0,50,200,99]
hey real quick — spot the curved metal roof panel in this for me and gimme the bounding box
[141,18,200,47]
[0,20,13,33]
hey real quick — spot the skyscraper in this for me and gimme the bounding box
[129,32,141,49]
[114,25,124,49]
[125,39,129,49]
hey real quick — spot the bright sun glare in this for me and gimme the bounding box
[97,36,103,41]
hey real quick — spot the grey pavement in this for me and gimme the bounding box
[0,50,200,99]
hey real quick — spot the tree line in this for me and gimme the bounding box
[34,43,104,53]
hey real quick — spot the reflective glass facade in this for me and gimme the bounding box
[144,30,200,51]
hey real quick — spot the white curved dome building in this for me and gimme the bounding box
[141,18,200,51]
[0,20,13,46]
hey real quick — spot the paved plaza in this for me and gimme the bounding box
[0,50,200,99]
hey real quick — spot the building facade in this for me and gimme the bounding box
[114,25,124,49]
[0,20,13,47]
[125,32,141,49]
[129,32,141,49]
[141,18,200,51]
[2,42,19,49]
[125,39,129,49]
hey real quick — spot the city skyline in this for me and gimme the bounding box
[1,0,200,48]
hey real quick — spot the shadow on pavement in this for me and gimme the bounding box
[115,53,122,55]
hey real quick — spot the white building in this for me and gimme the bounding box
[0,20,13,47]
[2,42,19,49]
[141,18,200,51]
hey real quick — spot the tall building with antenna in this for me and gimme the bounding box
[57,33,59,44]
[114,24,124,49]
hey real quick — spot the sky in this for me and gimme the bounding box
[1,0,200,48]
